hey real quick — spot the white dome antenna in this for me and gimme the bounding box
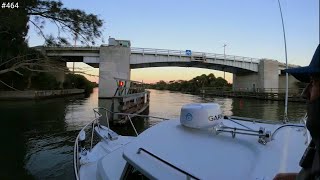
[180,103,223,129]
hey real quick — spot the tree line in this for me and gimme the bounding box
[146,73,232,93]
[0,0,103,93]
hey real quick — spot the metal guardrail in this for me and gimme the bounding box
[201,87,305,102]
[114,78,147,97]
[93,107,169,124]
[41,45,100,49]
[202,87,305,94]
[114,77,144,84]
[74,115,101,180]
[131,47,260,63]
[41,45,260,63]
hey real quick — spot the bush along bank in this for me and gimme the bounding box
[146,73,231,94]
[63,74,98,95]
[0,72,97,96]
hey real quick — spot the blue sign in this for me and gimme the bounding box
[186,113,193,121]
[186,50,192,56]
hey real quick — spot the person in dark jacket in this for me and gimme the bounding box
[274,44,320,180]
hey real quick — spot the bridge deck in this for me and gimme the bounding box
[39,46,261,73]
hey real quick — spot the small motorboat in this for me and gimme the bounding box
[74,103,308,180]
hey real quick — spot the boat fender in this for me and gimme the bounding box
[79,130,86,141]
[180,103,223,129]
[79,130,86,148]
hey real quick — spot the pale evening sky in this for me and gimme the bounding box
[27,0,319,83]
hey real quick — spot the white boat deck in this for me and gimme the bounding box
[97,147,127,180]
[123,119,308,180]
[79,126,135,180]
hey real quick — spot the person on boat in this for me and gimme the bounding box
[274,44,320,180]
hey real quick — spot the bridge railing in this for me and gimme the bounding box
[131,47,186,56]
[202,87,304,95]
[39,45,100,50]
[131,47,260,63]
[201,87,305,102]
[41,45,260,63]
[43,45,97,48]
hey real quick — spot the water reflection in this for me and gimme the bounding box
[65,89,98,131]
[97,99,114,126]
[0,93,87,180]
[228,98,306,121]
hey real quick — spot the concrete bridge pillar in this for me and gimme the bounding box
[99,46,131,98]
[258,59,279,93]
[233,59,279,92]
[233,72,259,91]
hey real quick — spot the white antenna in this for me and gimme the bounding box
[277,0,289,123]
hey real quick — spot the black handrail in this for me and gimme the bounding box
[137,148,200,180]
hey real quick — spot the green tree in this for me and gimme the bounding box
[31,73,61,90]
[156,80,167,90]
[63,74,96,94]
[214,77,228,87]
[27,0,103,46]
[147,74,232,93]
[1,0,103,70]
[207,73,216,85]
[0,1,29,63]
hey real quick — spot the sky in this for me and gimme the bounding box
[27,0,319,83]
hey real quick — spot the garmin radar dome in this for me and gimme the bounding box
[180,103,223,129]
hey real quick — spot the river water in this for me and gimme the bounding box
[0,88,306,179]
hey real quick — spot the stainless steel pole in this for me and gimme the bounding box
[277,0,289,123]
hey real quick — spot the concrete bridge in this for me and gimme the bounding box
[36,38,300,98]
[40,46,259,73]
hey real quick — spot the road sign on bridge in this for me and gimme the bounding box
[186,50,192,56]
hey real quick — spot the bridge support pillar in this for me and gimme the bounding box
[233,59,279,92]
[98,46,131,98]
[258,59,279,93]
[233,72,259,91]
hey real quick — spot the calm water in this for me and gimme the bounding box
[0,88,306,179]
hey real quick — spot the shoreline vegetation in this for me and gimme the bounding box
[0,72,98,95]
[0,89,85,100]
[145,73,231,94]
[63,74,98,94]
